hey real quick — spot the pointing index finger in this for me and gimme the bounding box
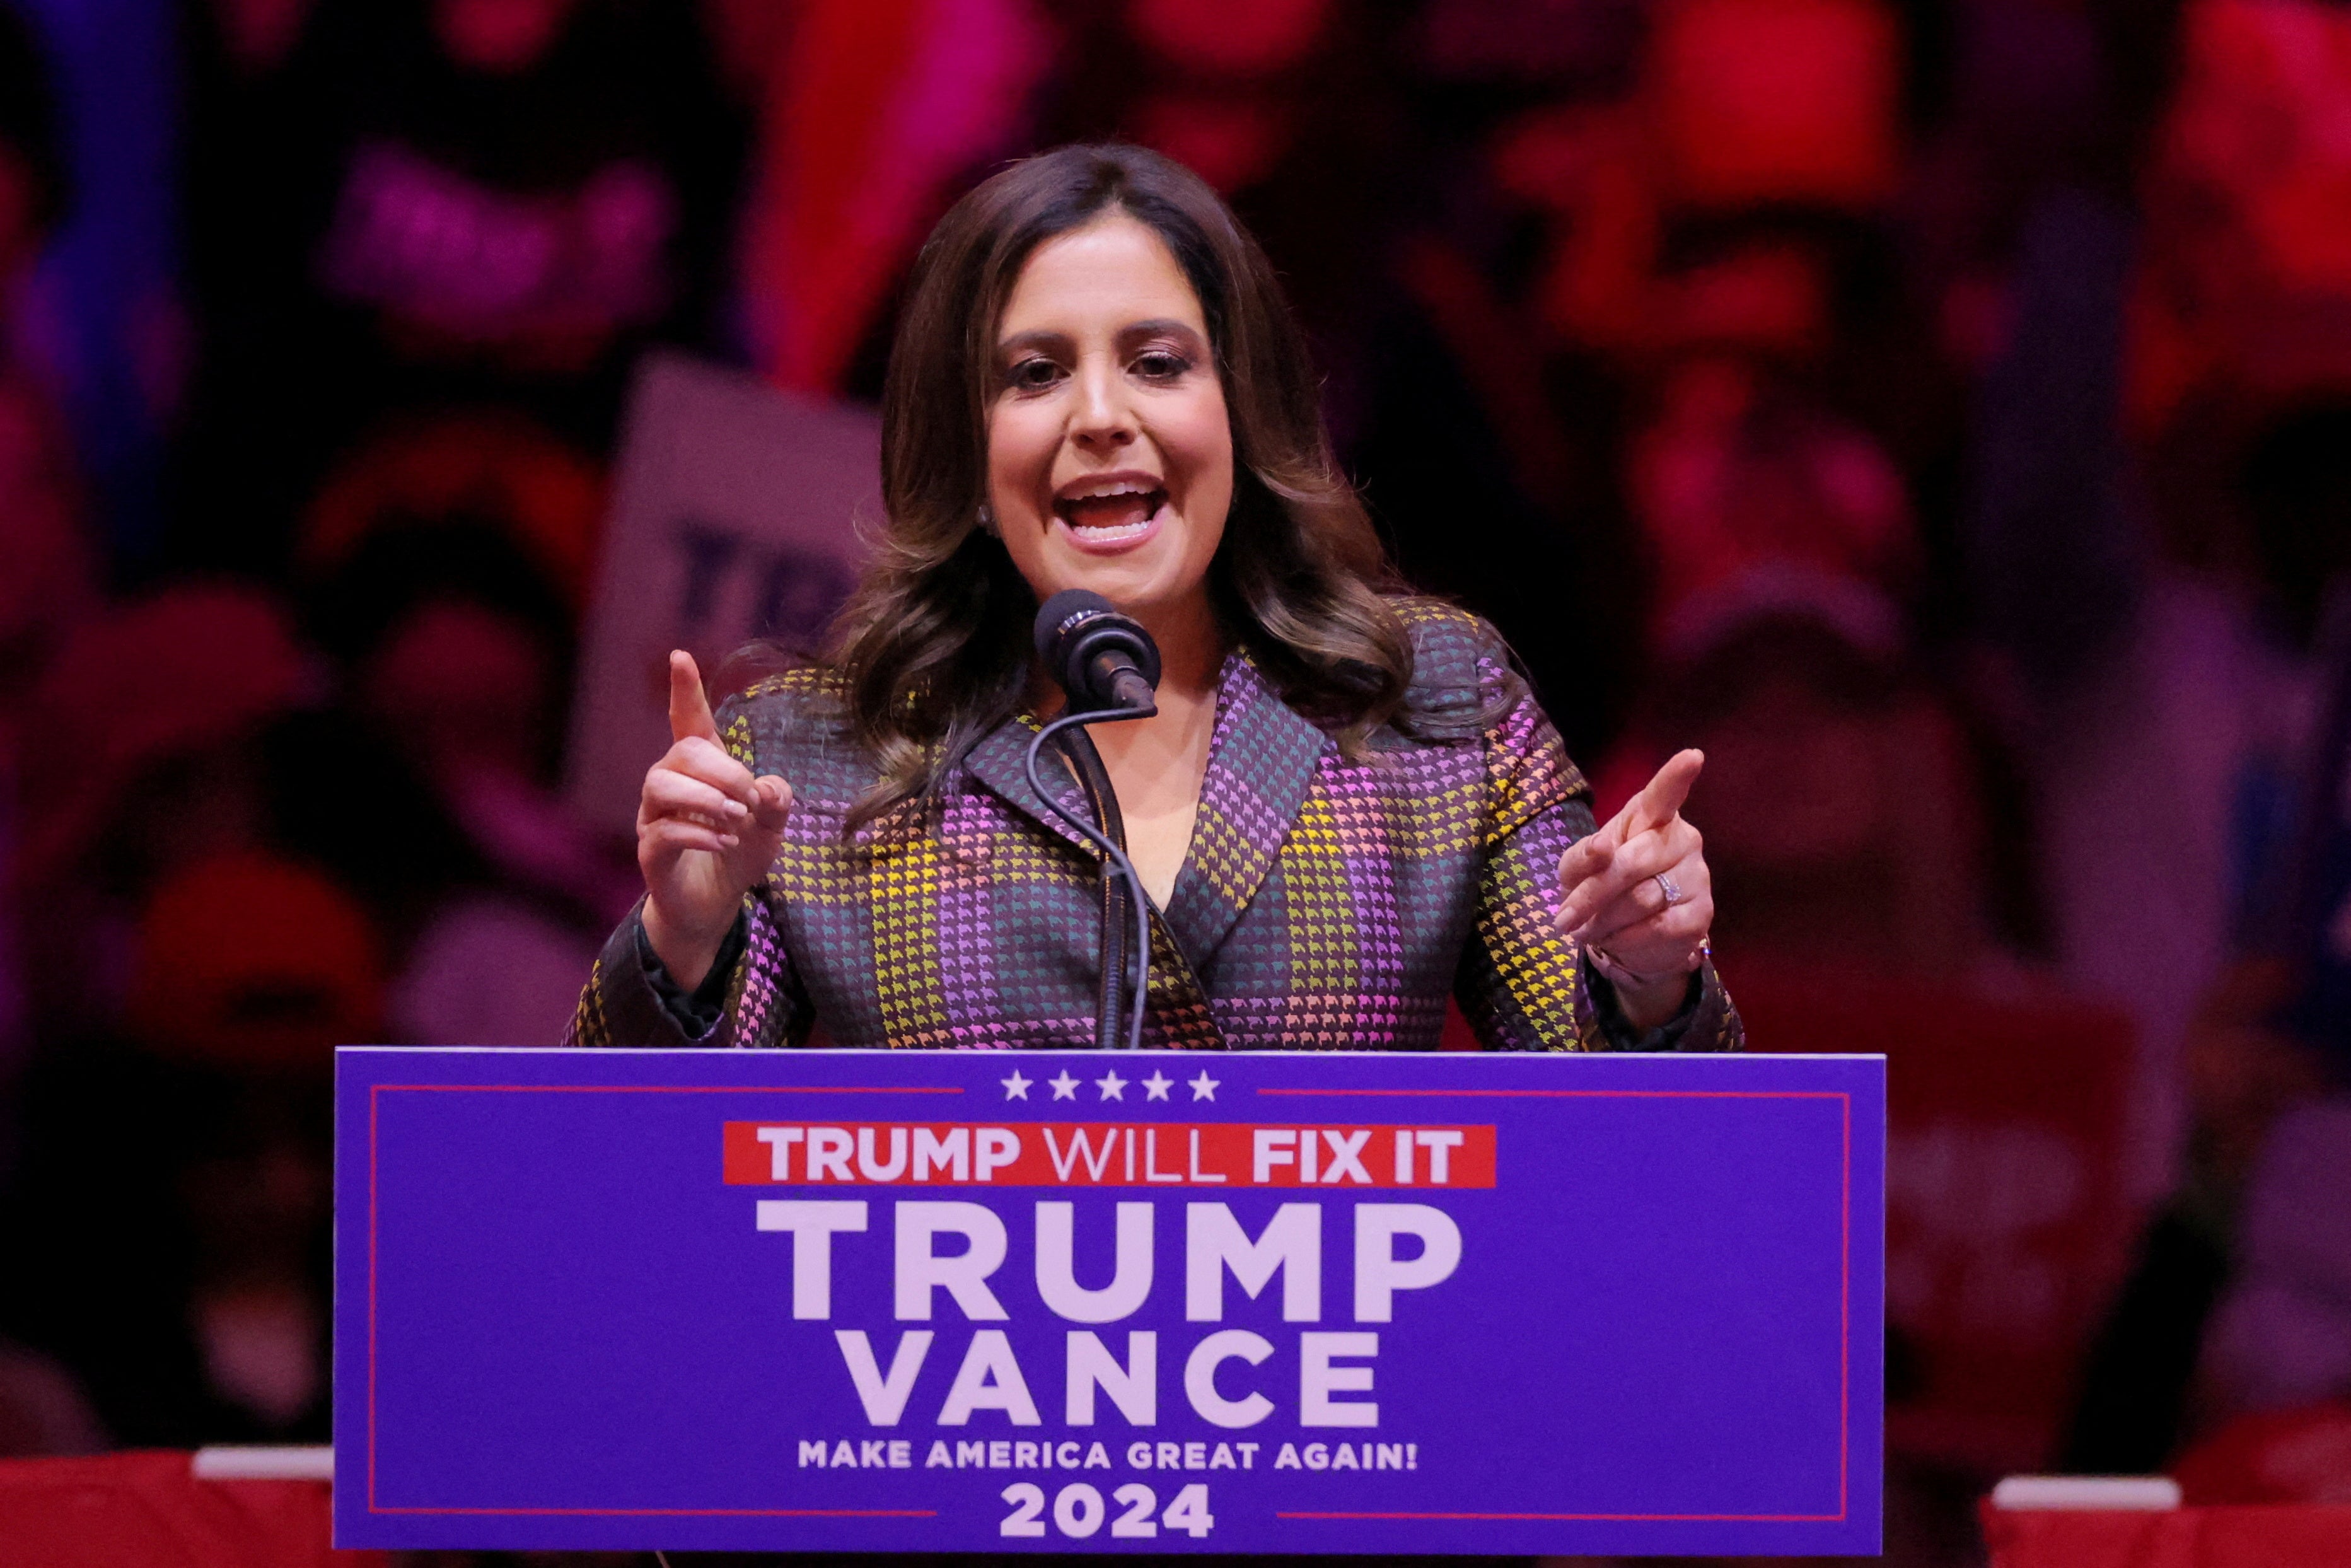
[1628,748,1704,832]
[668,649,721,745]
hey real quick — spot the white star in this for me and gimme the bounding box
[1048,1071,1081,1101]
[1188,1071,1220,1102]
[1095,1070,1128,1101]
[1001,1070,1031,1100]
[1142,1071,1173,1101]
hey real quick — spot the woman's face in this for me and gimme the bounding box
[985,214,1234,629]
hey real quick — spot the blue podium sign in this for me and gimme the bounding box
[334,1047,1883,1556]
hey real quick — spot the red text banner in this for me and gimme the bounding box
[721,1122,1497,1189]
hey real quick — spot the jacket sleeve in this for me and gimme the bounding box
[564,891,813,1048]
[1450,638,1743,1053]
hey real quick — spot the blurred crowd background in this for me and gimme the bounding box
[1,0,2349,1562]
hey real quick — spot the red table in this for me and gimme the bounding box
[1984,1503,2351,1567]
[0,1450,384,1567]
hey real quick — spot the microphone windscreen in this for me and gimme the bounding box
[1035,589,1118,670]
[1033,589,1160,709]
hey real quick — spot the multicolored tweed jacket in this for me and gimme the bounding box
[567,605,1741,1053]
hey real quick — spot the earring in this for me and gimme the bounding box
[976,502,996,536]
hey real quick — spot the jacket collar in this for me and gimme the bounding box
[1162,651,1326,963]
[960,710,1091,851]
[959,649,1329,967]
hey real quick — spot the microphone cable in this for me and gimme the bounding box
[1025,710,1155,1052]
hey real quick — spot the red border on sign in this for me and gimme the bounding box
[366,1083,953,1520]
[1256,1085,1854,1526]
[364,1079,1857,1528]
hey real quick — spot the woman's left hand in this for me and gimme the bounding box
[1554,748,1714,1032]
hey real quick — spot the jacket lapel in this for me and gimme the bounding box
[1159,651,1326,966]
[958,653,1327,969]
[960,711,1098,855]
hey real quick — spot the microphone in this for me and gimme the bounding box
[1026,590,1159,1050]
[1034,590,1161,715]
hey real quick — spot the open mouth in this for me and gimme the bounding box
[1054,486,1168,544]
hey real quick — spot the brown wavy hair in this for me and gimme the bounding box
[828,142,1437,827]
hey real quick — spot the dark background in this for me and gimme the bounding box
[2,1,2350,1562]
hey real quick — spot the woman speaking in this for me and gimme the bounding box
[568,144,1737,1055]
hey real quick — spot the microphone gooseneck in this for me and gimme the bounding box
[1024,716,1153,1052]
[1029,591,1161,1050]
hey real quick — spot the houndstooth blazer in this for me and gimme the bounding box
[567,605,1741,1053]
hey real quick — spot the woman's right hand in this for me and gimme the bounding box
[638,650,792,989]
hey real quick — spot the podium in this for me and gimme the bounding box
[335,1046,1884,1556]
